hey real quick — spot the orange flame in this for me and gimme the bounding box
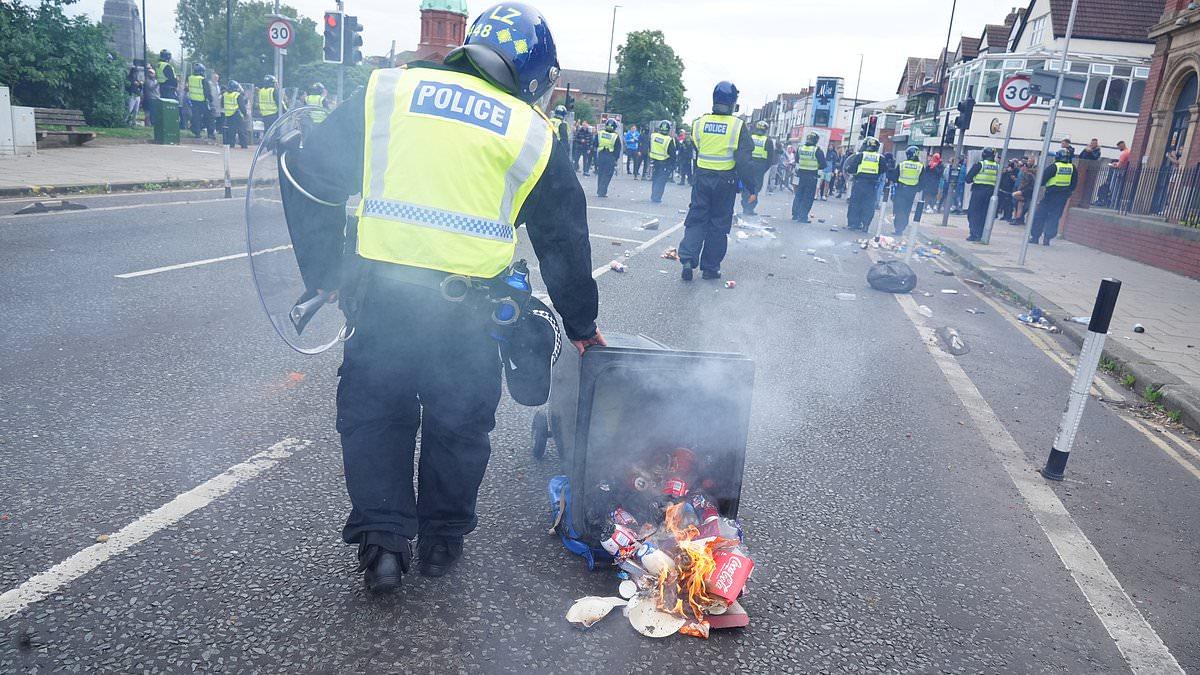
[653,502,727,622]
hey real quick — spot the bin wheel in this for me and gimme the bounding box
[531,410,550,461]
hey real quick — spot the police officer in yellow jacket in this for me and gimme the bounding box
[791,132,827,223]
[678,81,755,280]
[891,145,924,235]
[965,147,999,241]
[256,74,284,133]
[648,120,676,203]
[594,118,622,198]
[843,136,887,231]
[741,120,775,215]
[280,2,604,593]
[551,104,570,158]
[186,63,211,139]
[1030,149,1078,245]
[221,81,248,149]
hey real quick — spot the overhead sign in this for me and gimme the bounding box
[999,74,1034,113]
[267,18,294,49]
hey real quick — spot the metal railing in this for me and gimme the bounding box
[1086,162,1200,228]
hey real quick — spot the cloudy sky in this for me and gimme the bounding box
[77,0,1024,115]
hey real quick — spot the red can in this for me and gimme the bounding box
[706,548,754,603]
[601,524,639,556]
[662,478,689,498]
[612,506,639,527]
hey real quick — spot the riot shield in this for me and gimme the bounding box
[245,106,349,354]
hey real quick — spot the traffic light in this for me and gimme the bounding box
[955,97,975,131]
[323,11,343,64]
[342,15,363,66]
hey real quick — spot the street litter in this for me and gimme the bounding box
[963,278,985,287]
[835,293,857,301]
[1017,307,1058,332]
[936,327,970,356]
[913,245,943,258]
[658,270,669,274]
[941,289,959,295]
[661,247,679,260]
[780,254,787,259]
[812,256,828,264]
[867,260,917,293]
[917,305,933,317]
[966,308,984,315]
[806,249,816,256]
[934,270,955,276]
[1069,316,1091,324]
[922,292,932,297]
[625,250,633,258]
[609,261,626,273]
[641,218,660,231]
[1133,324,1146,334]
[567,596,628,628]
[724,280,737,289]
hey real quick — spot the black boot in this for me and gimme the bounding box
[417,536,463,578]
[701,269,722,280]
[358,543,410,593]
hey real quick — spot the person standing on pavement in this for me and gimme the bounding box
[595,118,622,198]
[624,124,639,175]
[186,63,211,139]
[143,64,160,127]
[581,122,595,176]
[678,81,754,281]
[741,120,774,215]
[256,75,284,134]
[221,80,248,149]
[207,71,223,140]
[676,126,695,185]
[1011,159,1035,226]
[156,50,178,101]
[998,161,1018,222]
[921,152,941,211]
[279,2,604,593]
[124,65,143,126]
[965,148,998,241]
[648,120,676,203]
[791,132,826,223]
[1029,149,1078,245]
[843,136,884,232]
[891,145,923,235]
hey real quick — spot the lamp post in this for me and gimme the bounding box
[603,5,620,113]
[846,54,864,151]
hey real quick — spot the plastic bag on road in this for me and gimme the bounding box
[867,260,917,293]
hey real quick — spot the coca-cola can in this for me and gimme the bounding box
[601,524,639,556]
[662,478,689,498]
[705,549,754,603]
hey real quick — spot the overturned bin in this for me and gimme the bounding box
[534,333,754,559]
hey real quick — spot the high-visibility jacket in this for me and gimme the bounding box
[857,151,881,175]
[974,159,998,186]
[187,75,206,102]
[597,130,618,152]
[796,144,819,171]
[306,94,327,122]
[258,88,278,116]
[751,133,769,160]
[156,61,171,83]
[898,160,923,186]
[693,113,744,171]
[222,91,241,117]
[1047,161,1075,187]
[355,68,553,278]
[649,132,671,161]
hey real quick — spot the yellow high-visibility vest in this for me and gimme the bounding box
[258,88,278,116]
[1047,161,1075,187]
[156,61,171,83]
[222,91,240,117]
[693,113,744,171]
[796,145,819,171]
[355,68,553,278]
[898,160,923,186]
[857,151,881,175]
[598,130,617,152]
[649,132,671,161]
[974,159,998,186]
[751,133,769,160]
[306,94,327,122]
[187,75,206,102]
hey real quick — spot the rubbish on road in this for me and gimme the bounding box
[96,534,110,543]
[1069,316,1091,324]
[963,278,985,287]
[724,280,737,289]
[817,218,826,224]
[609,261,626,273]
[835,293,857,301]
[618,580,638,600]
[625,592,687,638]
[922,292,932,297]
[934,270,955,276]
[812,256,828,264]
[567,596,628,628]
[913,246,943,258]
[1133,323,1146,334]
[1017,307,1058,332]
[917,305,933,318]
[641,218,660,230]
[941,289,959,295]
[829,227,839,232]
[705,601,749,629]
[936,327,970,356]
[806,249,816,256]
[780,254,787,259]
[966,308,985,315]
[625,250,633,258]
[658,270,669,274]
[867,260,917,293]
[661,247,679,260]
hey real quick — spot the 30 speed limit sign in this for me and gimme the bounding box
[267,18,294,49]
[999,74,1034,112]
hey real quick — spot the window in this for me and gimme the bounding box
[983,70,1002,103]
[925,98,935,113]
[1084,76,1106,110]
[1071,62,1089,74]
[1004,59,1026,70]
[1104,78,1127,111]
[1028,14,1048,45]
[1134,67,1150,78]
[1090,64,1113,75]
[1126,78,1146,113]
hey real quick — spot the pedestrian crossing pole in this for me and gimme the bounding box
[1040,278,1122,481]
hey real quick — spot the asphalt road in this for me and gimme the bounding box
[1,171,1198,673]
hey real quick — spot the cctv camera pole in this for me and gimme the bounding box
[981,108,1017,244]
[1019,0,1079,265]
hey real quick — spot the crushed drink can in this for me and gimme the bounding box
[706,548,754,603]
[662,477,689,498]
[601,524,639,556]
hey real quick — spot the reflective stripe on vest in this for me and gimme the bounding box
[187,75,206,101]
[797,145,819,171]
[356,68,553,278]
[974,160,998,186]
[598,130,617,152]
[1048,161,1074,187]
[857,151,880,175]
[898,160,922,186]
[650,132,671,161]
[751,134,769,159]
[694,114,743,170]
[258,88,278,116]
[222,91,240,117]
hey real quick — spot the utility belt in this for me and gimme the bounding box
[363,259,531,330]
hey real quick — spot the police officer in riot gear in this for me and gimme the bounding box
[156,50,178,101]
[257,74,284,133]
[843,136,886,231]
[892,145,924,235]
[648,120,676,203]
[678,81,755,280]
[965,147,999,241]
[791,131,826,223]
[1030,149,1078,245]
[595,118,622,197]
[186,63,211,139]
[742,120,775,215]
[221,80,248,149]
[279,2,604,594]
[551,104,570,157]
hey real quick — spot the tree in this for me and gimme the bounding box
[572,98,596,123]
[175,0,320,86]
[0,0,127,126]
[609,31,686,127]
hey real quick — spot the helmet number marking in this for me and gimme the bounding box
[488,6,523,25]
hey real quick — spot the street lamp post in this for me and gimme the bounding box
[846,54,864,153]
[603,5,620,113]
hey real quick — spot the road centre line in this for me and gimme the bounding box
[589,233,645,244]
[0,438,310,622]
[591,220,685,279]
[586,205,658,217]
[114,245,292,279]
[887,275,1183,673]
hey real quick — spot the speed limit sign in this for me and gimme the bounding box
[999,74,1034,112]
[267,18,294,49]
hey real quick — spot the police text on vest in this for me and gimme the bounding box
[411,81,511,135]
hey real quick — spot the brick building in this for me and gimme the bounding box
[1131,0,1200,169]
[393,0,469,66]
[544,69,608,121]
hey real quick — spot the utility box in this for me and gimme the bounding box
[541,333,755,545]
[0,85,14,157]
[153,98,180,145]
[11,106,36,156]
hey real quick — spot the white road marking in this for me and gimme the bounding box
[0,438,310,622]
[589,233,645,244]
[1124,418,1200,482]
[592,220,685,279]
[1,198,235,220]
[889,286,1184,674]
[587,205,658,217]
[115,244,292,279]
[0,187,233,206]
[1158,426,1200,466]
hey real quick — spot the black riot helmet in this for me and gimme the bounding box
[658,120,671,134]
[982,147,996,161]
[712,81,739,115]
[805,132,819,145]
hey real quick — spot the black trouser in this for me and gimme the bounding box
[651,159,673,202]
[337,276,502,554]
[678,158,693,185]
[260,113,278,137]
[679,169,737,273]
[188,100,208,137]
[582,150,594,176]
[596,154,616,196]
[967,184,993,239]
[222,113,247,148]
[1030,191,1070,243]
[740,160,769,214]
[846,176,878,230]
[892,184,919,234]
[626,152,634,174]
[631,152,644,178]
[792,171,818,221]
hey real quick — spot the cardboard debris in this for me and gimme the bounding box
[661,247,680,260]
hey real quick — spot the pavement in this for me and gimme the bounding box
[916,211,1200,432]
[2,172,1199,672]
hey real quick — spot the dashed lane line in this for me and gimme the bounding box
[591,220,685,279]
[0,438,311,622]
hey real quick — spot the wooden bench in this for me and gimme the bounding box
[34,108,97,146]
